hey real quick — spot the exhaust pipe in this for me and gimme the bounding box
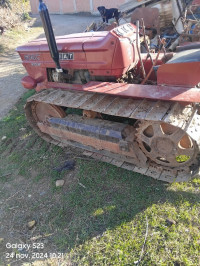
[38,0,62,72]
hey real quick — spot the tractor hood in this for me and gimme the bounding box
[17,23,139,83]
[16,31,109,53]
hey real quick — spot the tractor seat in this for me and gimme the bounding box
[166,49,200,64]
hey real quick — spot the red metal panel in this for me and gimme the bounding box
[21,76,37,89]
[17,24,138,79]
[192,0,200,4]
[138,53,165,81]
[44,81,200,103]
[158,61,200,87]
[37,121,137,159]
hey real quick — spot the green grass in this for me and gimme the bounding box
[53,161,200,265]
[0,90,65,183]
[0,91,200,265]
[0,26,43,54]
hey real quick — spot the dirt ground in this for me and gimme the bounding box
[0,14,99,120]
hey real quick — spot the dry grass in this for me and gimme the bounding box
[0,0,31,31]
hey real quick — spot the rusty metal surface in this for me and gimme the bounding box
[116,99,142,117]
[31,102,66,123]
[48,115,127,143]
[37,123,136,159]
[131,7,160,32]
[78,82,200,103]
[25,88,200,183]
[129,100,156,119]
[89,95,117,114]
[120,0,173,30]
[119,0,153,13]
[136,120,198,169]
[37,124,143,166]
[29,89,199,122]
[43,81,200,104]
[38,114,147,166]
[145,101,172,121]
[151,0,173,29]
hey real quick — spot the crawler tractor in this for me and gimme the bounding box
[17,0,200,182]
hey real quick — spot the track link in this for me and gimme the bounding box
[25,89,200,182]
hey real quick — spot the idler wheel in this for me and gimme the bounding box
[31,102,66,123]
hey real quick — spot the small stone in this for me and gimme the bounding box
[1,136,6,141]
[0,238,4,244]
[166,218,176,226]
[28,220,36,230]
[56,180,65,187]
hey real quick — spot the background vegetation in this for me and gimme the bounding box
[0,0,31,33]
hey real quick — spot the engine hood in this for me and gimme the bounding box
[16,31,109,53]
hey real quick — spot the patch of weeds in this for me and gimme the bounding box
[21,12,31,21]
[0,169,11,182]
[176,155,190,163]
[34,174,43,182]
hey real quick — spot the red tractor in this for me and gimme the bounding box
[17,0,200,182]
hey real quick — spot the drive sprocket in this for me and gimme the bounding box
[136,120,199,169]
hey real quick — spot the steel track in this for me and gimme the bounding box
[25,88,200,183]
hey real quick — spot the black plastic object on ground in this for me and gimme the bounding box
[53,160,76,172]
